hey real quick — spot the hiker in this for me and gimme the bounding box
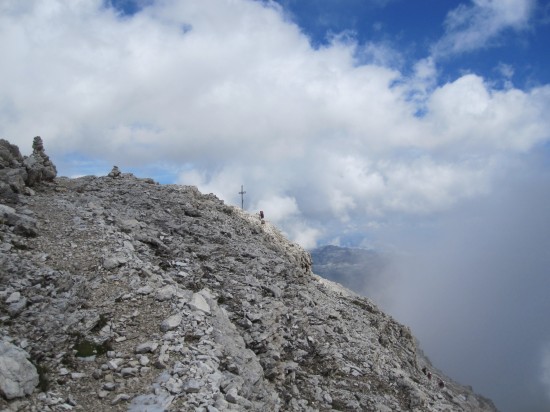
[260,210,264,219]
[438,379,445,389]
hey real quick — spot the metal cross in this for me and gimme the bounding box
[238,185,246,210]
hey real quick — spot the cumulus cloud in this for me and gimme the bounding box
[0,0,549,248]
[434,0,536,56]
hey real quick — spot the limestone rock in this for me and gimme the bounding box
[135,341,158,354]
[0,341,39,399]
[155,284,176,301]
[0,204,38,237]
[0,137,56,200]
[160,314,182,332]
[23,136,57,186]
[188,292,211,314]
[0,139,24,168]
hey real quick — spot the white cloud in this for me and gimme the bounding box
[253,195,299,223]
[291,225,322,250]
[496,62,515,79]
[434,0,536,56]
[425,75,550,151]
[1,0,550,248]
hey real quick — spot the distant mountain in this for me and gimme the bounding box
[310,245,388,296]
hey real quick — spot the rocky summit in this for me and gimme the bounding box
[0,138,497,412]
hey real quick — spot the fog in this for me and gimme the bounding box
[371,154,550,411]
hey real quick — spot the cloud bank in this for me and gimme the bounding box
[371,156,550,411]
[1,0,548,247]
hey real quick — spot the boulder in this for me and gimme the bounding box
[0,139,24,168]
[188,292,211,314]
[0,340,39,399]
[160,314,182,332]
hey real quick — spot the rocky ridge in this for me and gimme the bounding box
[0,139,497,411]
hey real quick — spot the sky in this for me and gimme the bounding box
[0,0,549,410]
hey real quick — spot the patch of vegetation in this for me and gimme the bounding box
[61,353,76,369]
[73,338,112,357]
[350,298,379,314]
[184,333,202,344]
[30,360,50,392]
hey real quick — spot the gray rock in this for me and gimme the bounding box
[183,379,202,393]
[0,341,39,399]
[0,168,27,196]
[135,341,158,354]
[138,355,150,366]
[0,205,37,237]
[102,254,127,270]
[0,139,24,168]
[5,291,21,304]
[165,377,183,394]
[0,204,16,221]
[13,215,38,237]
[121,367,138,377]
[225,387,239,404]
[160,314,182,332]
[103,382,116,391]
[7,297,27,316]
[188,292,210,314]
[111,393,130,405]
[155,284,177,301]
[97,390,109,399]
[136,285,153,295]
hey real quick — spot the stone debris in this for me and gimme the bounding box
[0,138,497,412]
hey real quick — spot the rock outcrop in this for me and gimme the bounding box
[23,136,57,187]
[0,137,57,201]
[0,138,497,411]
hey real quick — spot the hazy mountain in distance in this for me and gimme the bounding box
[311,245,388,296]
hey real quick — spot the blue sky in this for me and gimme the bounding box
[2,0,550,410]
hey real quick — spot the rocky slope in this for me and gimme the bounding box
[0,138,497,411]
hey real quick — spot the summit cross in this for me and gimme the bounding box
[238,185,246,210]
